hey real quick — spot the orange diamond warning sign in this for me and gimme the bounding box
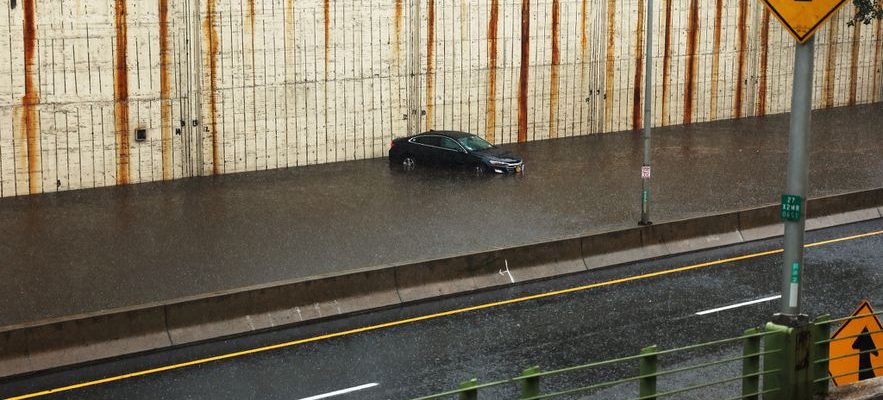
[829,301,883,386]
[760,0,850,43]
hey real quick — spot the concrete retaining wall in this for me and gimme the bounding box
[3,0,883,198]
[1,188,881,378]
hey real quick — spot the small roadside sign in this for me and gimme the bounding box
[760,0,849,43]
[829,301,883,386]
[641,166,651,179]
[781,194,803,222]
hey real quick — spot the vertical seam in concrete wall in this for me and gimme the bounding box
[21,0,40,194]
[204,0,220,175]
[661,0,672,126]
[683,0,699,125]
[518,0,530,142]
[394,0,403,64]
[875,19,883,102]
[756,8,769,117]
[603,0,615,131]
[631,0,644,132]
[159,0,172,180]
[874,18,883,101]
[848,23,861,106]
[824,22,838,109]
[114,0,130,185]
[708,0,722,121]
[549,0,559,139]
[425,0,435,131]
[734,0,748,119]
[580,0,587,86]
[486,0,499,143]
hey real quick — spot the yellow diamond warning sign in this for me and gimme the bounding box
[760,0,850,43]
[829,301,883,386]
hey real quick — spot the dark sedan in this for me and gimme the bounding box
[389,131,524,174]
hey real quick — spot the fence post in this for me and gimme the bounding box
[742,328,761,400]
[639,345,658,400]
[811,315,831,396]
[458,379,478,400]
[520,366,541,399]
[764,316,812,400]
[763,322,790,400]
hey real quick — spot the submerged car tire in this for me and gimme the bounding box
[472,163,488,175]
[401,155,417,171]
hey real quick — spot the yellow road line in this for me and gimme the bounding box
[8,229,883,400]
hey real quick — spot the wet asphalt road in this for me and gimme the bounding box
[2,218,881,400]
[1,104,882,329]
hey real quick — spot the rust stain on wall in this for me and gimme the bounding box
[159,0,172,180]
[756,9,769,117]
[518,0,530,142]
[631,0,644,131]
[486,0,499,142]
[708,0,723,121]
[247,0,255,32]
[549,0,560,138]
[848,23,861,106]
[823,21,839,108]
[734,0,748,119]
[580,0,587,84]
[21,0,40,194]
[683,0,699,125]
[324,0,330,75]
[425,0,435,130]
[603,0,615,130]
[661,0,672,126]
[204,0,220,174]
[114,0,131,185]
[875,20,883,101]
[394,0,403,63]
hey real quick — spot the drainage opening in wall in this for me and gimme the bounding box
[135,129,147,142]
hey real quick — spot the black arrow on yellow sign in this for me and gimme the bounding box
[853,327,879,381]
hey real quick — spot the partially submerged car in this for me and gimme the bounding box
[389,131,524,174]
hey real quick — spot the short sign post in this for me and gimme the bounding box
[759,0,848,318]
[829,301,883,386]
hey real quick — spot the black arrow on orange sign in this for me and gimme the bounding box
[852,327,879,381]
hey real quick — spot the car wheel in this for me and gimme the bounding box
[402,155,417,170]
[472,163,488,175]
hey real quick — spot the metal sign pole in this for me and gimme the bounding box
[640,0,653,226]
[780,37,814,317]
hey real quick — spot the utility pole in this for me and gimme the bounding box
[780,37,814,317]
[640,0,653,226]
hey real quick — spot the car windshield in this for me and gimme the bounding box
[457,135,494,151]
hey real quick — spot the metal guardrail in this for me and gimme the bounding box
[413,309,883,400]
[413,330,782,400]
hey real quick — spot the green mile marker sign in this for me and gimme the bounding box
[781,194,803,222]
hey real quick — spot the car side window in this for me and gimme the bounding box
[414,136,441,147]
[439,137,463,152]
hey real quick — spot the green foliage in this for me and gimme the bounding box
[848,0,883,26]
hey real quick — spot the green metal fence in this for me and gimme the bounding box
[412,310,883,400]
[413,330,783,400]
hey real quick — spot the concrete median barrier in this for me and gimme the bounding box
[658,214,744,255]
[582,227,668,270]
[166,269,401,345]
[737,205,783,242]
[1,188,880,379]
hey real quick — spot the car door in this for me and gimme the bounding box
[410,136,444,165]
[438,137,470,167]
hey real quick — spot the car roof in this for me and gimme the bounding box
[415,130,474,139]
